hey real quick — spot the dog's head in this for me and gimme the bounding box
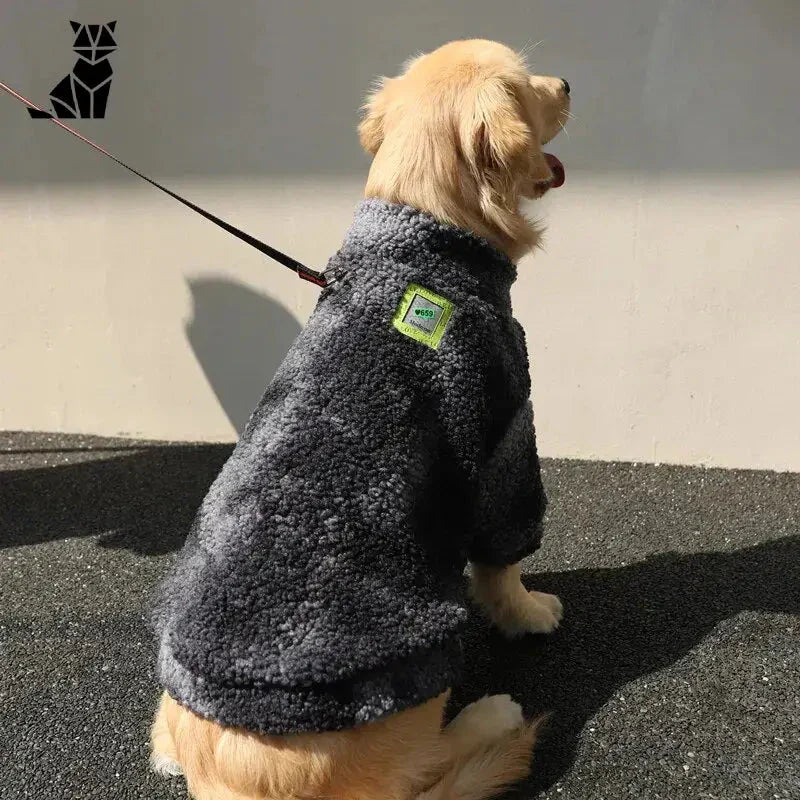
[69,21,118,65]
[359,40,570,260]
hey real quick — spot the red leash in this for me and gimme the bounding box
[0,80,334,288]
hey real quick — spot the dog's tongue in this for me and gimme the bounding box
[544,153,565,188]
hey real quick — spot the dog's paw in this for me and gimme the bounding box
[150,752,183,778]
[491,591,563,637]
[530,591,563,623]
[447,694,524,746]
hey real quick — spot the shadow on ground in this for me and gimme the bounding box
[2,436,798,796]
[453,534,800,796]
[0,442,232,554]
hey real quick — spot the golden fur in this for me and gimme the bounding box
[151,38,568,800]
[359,39,569,261]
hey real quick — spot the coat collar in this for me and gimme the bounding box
[327,199,518,300]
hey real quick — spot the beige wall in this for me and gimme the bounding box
[2,0,799,470]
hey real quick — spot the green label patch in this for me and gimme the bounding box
[392,283,454,350]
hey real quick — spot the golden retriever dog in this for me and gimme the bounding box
[151,38,570,800]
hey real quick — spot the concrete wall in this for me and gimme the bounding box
[2,0,799,471]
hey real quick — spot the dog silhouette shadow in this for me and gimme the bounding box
[28,21,117,119]
[185,277,302,434]
[1,279,301,554]
[452,534,799,796]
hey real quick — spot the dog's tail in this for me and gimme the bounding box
[416,717,543,800]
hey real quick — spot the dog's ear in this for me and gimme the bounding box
[458,75,541,217]
[107,21,117,32]
[70,21,81,33]
[358,77,393,156]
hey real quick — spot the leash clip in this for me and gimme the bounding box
[297,265,339,288]
[298,264,344,288]
[321,265,345,287]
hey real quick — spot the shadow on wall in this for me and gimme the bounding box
[185,277,302,434]
[3,0,799,183]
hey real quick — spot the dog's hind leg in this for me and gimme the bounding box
[149,691,184,777]
[416,695,541,800]
[444,694,525,752]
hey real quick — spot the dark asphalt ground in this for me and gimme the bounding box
[1,431,797,799]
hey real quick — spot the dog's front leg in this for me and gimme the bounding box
[469,562,563,636]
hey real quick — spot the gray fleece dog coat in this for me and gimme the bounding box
[153,198,547,735]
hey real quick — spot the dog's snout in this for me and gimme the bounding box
[560,78,571,96]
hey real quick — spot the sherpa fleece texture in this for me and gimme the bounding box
[154,198,547,735]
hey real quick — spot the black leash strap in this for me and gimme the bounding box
[0,80,332,288]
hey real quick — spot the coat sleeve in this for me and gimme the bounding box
[467,397,547,566]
